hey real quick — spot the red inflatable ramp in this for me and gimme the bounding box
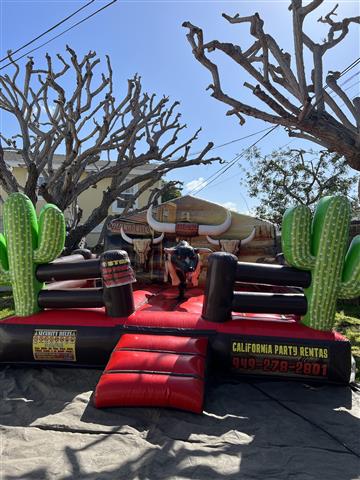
[94,334,208,413]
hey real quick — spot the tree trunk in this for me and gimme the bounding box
[24,163,39,205]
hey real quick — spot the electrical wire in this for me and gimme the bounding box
[339,70,359,87]
[1,5,357,200]
[187,126,275,159]
[340,57,360,78]
[203,136,299,193]
[0,0,96,64]
[0,0,118,71]
[189,125,279,195]
[309,59,360,112]
[192,55,360,196]
[343,79,360,93]
[189,125,278,195]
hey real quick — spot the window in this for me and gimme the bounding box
[112,185,138,213]
[37,175,46,198]
[37,176,45,187]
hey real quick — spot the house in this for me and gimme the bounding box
[0,152,162,246]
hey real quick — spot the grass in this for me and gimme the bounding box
[0,294,359,380]
[335,303,360,381]
[0,293,14,319]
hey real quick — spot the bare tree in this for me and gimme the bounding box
[183,1,360,170]
[0,47,220,249]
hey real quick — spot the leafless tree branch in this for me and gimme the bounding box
[0,48,220,249]
[183,0,360,170]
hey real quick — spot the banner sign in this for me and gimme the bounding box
[231,339,330,379]
[33,329,77,362]
[108,220,151,235]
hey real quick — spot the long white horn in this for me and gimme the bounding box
[146,205,176,234]
[120,226,134,245]
[152,232,165,245]
[206,235,220,246]
[241,227,256,246]
[198,210,232,236]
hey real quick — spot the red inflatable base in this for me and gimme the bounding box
[0,286,352,385]
[94,334,208,413]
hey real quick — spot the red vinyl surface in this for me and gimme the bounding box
[117,334,208,355]
[1,285,348,342]
[94,374,205,413]
[95,333,208,413]
[105,351,205,378]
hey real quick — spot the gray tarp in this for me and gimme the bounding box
[1,367,359,479]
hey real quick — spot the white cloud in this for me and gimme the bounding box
[220,201,238,212]
[40,104,56,115]
[185,177,207,192]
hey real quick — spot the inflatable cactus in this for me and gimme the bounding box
[282,196,360,331]
[0,193,65,316]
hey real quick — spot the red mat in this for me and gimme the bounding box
[94,334,208,413]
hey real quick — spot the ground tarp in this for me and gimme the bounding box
[1,367,359,480]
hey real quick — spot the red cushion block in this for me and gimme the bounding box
[94,373,205,413]
[106,351,206,378]
[94,334,208,414]
[117,334,207,356]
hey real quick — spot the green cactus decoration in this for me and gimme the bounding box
[282,196,360,331]
[0,193,65,316]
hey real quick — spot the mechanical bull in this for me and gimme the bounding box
[164,241,210,291]
[121,205,256,296]
[146,205,233,296]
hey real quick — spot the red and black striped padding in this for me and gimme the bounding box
[94,334,208,413]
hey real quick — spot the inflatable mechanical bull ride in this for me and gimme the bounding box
[0,193,358,413]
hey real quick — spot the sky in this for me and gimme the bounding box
[0,0,359,214]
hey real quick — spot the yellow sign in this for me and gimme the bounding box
[231,340,330,378]
[33,329,77,362]
[232,341,328,359]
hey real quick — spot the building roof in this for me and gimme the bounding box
[3,151,157,174]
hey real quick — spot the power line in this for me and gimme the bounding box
[199,126,274,153]
[343,79,360,92]
[340,57,360,78]
[339,70,359,87]
[329,78,360,106]
[187,126,275,158]
[191,58,360,196]
[0,0,96,64]
[190,125,279,195]
[309,58,360,111]
[0,0,118,72]
[203,137,296,192]
[190,55,360,196]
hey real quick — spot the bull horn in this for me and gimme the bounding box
[241,227,256,246]
[152,232,164,245]
[206,235,220,246]
[146,205,176,234]
[198,210,232,236]
[120,227,134,245]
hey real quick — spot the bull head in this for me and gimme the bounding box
[206,227,256,255]
[120,227,164,265]
[146,205,232,236]
[164,241,211,290]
